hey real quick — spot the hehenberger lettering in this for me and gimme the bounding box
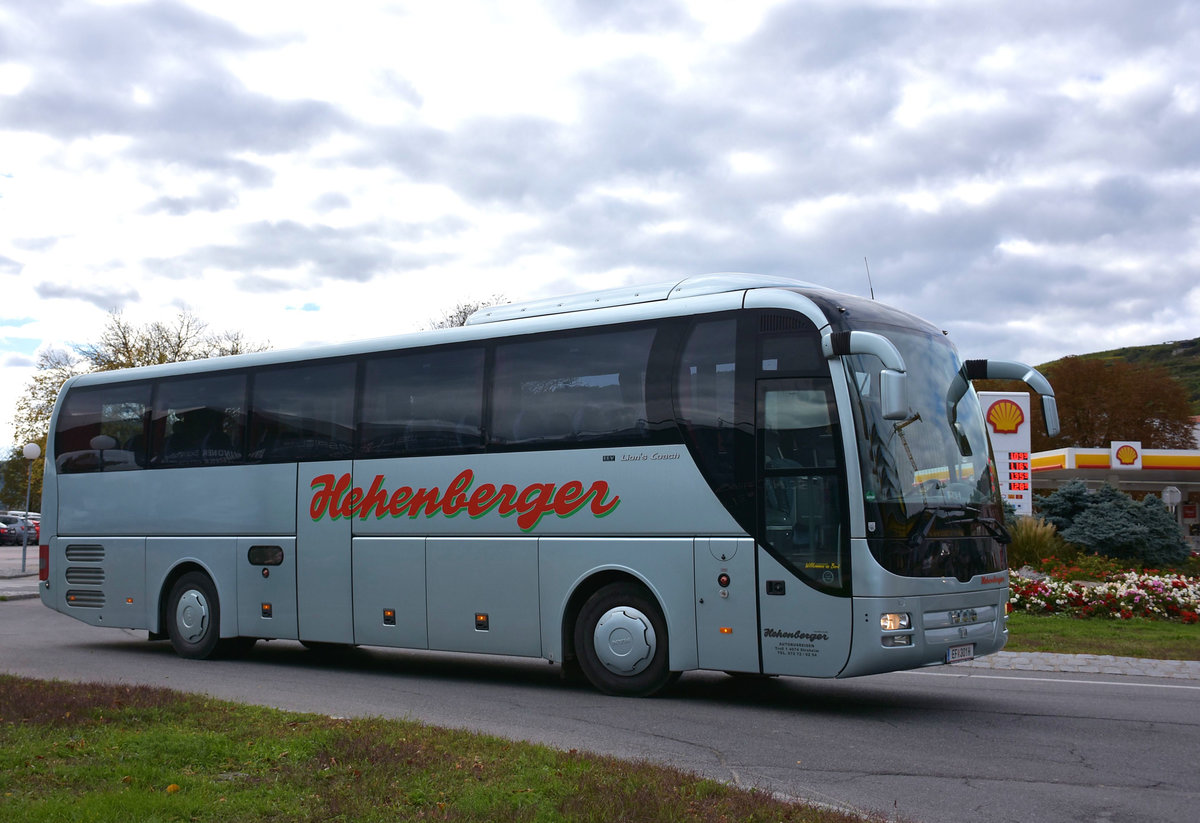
[309,469,620,532]
[763,628,829,642]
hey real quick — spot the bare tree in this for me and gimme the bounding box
[11,311,270,453]
[426,295,507,329]
[72,310,263,370]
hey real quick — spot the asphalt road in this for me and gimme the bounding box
[2,597,1197,823]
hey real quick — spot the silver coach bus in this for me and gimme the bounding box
[38,274,1058,696]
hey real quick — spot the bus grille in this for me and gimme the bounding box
[65,567,106,585]
[760,313,805,333]
[65,590,105,609]
[65,544,106,562]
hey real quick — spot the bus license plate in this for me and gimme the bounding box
[946,644,975,663]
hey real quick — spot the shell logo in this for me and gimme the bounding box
[986,399,1025,434]
[1116,444,1139,465]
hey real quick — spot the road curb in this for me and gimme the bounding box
[958,650,1200,680]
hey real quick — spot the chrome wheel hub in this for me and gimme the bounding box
[175,589,210,644]
[593,606,655,676]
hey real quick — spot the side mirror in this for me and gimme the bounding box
[948,359,1060,438]
[823,330,910,420]
[880,369,908,420]
[953,422,973,457]
[1041,395,1060,439]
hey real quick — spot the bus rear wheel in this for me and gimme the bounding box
[574,582,674,697]
[166,571,251,659]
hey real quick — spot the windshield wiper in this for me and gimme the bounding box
[906,506,971,547]
[975,516,1012,545]
[906,505,1009,546]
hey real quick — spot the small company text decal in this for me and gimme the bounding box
[309,469,620,532]
[763,628,829,642]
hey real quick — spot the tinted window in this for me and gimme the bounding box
[492,328,655,446]
[360,347,484,456]
[759,329,822,374]
[151,374,245,467]
[678,319,737,434]
[760,379,847,595]
[249,361,356,462]
[54,383,151,473]
[676,317,754,529]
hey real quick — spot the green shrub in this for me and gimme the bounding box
[1006,516,1070,568]
[1037,479,1096,532]
[1180,553,1200,577]
[1038,480,1189,568]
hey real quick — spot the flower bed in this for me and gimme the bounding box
[1009,571,1200,623]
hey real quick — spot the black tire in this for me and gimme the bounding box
[165,571,226,659]
[574,582,674,697]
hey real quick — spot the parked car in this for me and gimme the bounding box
[0,515,33,545]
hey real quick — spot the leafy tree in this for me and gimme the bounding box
[0,446,40,511]
[979,356,1196,451]
[5,348,82,508]
[8,312,269,507]
[426,295,507,330]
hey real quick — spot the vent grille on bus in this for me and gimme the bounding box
[65,544,105,563]
[760,313,805,333]
[65,590,105,609]
[65,567,106,585]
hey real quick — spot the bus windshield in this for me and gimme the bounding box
[844,326,1006,580]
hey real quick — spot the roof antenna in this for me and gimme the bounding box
[863,257,876,300]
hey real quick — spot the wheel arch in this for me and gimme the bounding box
[152,560,227,639]
[560,569,652,667]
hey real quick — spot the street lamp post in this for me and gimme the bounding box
[21,443,40,574]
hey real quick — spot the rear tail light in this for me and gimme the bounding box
[39,545,49,582]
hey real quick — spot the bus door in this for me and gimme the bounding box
[756,378,852,677]
[296,461,355,644]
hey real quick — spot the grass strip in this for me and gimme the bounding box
[0,675,878,823]
[1005,613,1200,660]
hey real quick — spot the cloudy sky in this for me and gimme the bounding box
[2,0,1198,447]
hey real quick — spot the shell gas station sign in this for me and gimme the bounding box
[1111,441,1143,469]
[979,391,1033,516]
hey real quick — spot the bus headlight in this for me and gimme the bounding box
[880,612,911,631]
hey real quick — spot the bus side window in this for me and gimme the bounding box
[54,383,151,474]
[675,316,757,531]
[360,346,484,457]
[492,328,655,448]
[676,319,739,464]
[151,374,245,467]
[248,361,355,463]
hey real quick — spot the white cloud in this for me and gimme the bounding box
[1,0,1200,448]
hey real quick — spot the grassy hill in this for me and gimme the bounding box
[1041,337,1200,414]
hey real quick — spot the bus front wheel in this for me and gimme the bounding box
[574,582,674,697]
[166,571,227,659]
